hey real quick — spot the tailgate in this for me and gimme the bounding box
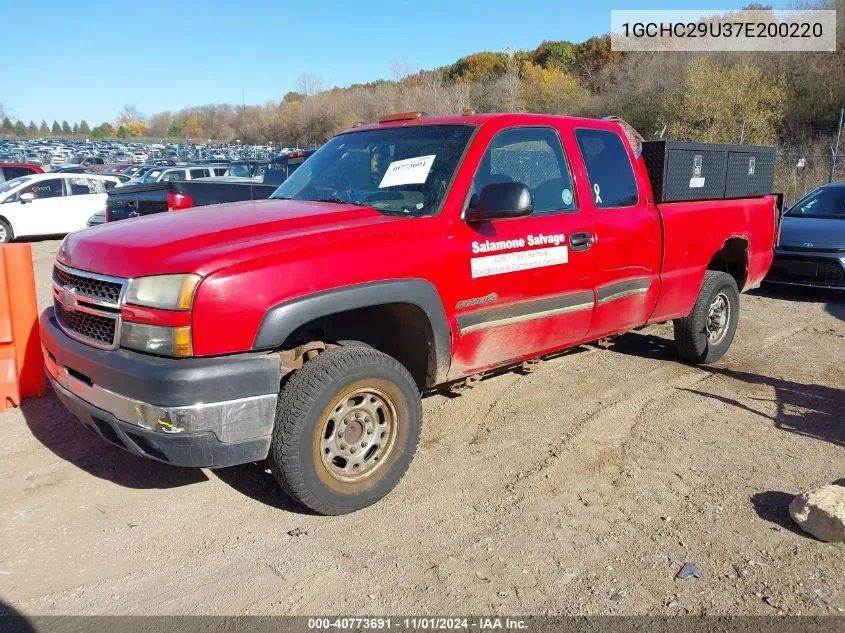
[106,183,169,221]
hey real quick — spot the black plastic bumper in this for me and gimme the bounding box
[41,308,280,407]
[41,307,281,468]
[50,377,271,467]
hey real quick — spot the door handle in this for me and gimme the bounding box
[569,232,593,251]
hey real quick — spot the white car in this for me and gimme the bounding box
[0,173,121,243]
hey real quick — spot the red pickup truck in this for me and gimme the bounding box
[41,112,777,514]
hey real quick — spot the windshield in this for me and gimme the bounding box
[270,124,475,215]
[228,163,253,178]
[139,169,163,183]
[788,187,845,219]
[0,176,34,197]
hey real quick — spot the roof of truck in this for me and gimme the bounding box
[351,112,611,133]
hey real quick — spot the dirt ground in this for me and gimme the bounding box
[1,238,843,617]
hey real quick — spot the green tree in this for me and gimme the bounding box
[79,120,91,135]
[1,117,12,133]
[13,121,27,137]
[669,58,788,144]
[51,120,61,135]
[532,40,577,70]
[91,125,106,139]
[167,120,184,137]
[28,120,37,134]
[117,125,128,139]
[72,122,79,135]
[39,120,49,134]
[61,120,71,135]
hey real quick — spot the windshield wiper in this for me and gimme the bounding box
[314,197,364,206]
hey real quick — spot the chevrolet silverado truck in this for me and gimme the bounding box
[41,112,777,515]
[104,151,313,222]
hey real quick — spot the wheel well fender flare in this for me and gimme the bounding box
[252,279,451,383]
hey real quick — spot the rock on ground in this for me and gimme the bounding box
[790,484,845,543]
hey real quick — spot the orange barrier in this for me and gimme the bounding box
[0,244,46,412]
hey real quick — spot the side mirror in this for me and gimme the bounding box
[466,182,533,222]
[19,192,35,204]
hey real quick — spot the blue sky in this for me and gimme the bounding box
[1,0,787,125]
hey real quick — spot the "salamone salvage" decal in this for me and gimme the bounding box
[470,233,568,279]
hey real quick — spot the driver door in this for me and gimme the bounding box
[448,126,596,376]
[14,178,69,237]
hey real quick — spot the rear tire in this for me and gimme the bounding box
[673,271,740,364]
[269,346,421,515]
[0,219,13,244]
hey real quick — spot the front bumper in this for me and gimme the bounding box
[765,249,845,290]
[41,308,280,468]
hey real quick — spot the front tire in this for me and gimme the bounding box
[673,271,740,364]
[0,219,13,243]
[269,346,422,515]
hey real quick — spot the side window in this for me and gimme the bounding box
[87,179,107,194]
[162,170,186,182]
[23,179,64,199]
[472,127,576,215]
[213,167,227,176]
[3,167,35,180]
[68,178,90,195]
[189,168,210,179]
[574,128,638,208]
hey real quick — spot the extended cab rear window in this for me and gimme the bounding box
[574,128,638,208]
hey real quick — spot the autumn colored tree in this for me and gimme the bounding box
[183,115,203,138]
[669,58,788,145]
[126,121,147,137]
[521,62,587,114]
[448,52,508,82]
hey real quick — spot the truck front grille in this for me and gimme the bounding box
[53,265,123,304]
[52,263,127,350]
[54,301,118,347]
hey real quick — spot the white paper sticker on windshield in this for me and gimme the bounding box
[379,155,435,188]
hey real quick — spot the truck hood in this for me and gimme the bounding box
[58,199,404,278]
[779,215,845,250]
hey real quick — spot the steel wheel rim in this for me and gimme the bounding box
[319,387,398,483]
[706,292,731,345]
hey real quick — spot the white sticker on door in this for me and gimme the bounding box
[379,155,436,188]
[471,246,569,279]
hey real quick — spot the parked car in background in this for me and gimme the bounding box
[86,210,106,227]
[765,183,845,290]
[104,151,313,221]
[0,173,120,242]
[0,163,44,183]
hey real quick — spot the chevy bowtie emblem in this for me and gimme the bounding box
[58,285,78,312]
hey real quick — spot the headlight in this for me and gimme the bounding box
[121,322,193,357]
[125,274,201,310]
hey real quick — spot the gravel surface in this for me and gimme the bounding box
[1,238,843,616]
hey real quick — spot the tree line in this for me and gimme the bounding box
[2,1,843,157]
